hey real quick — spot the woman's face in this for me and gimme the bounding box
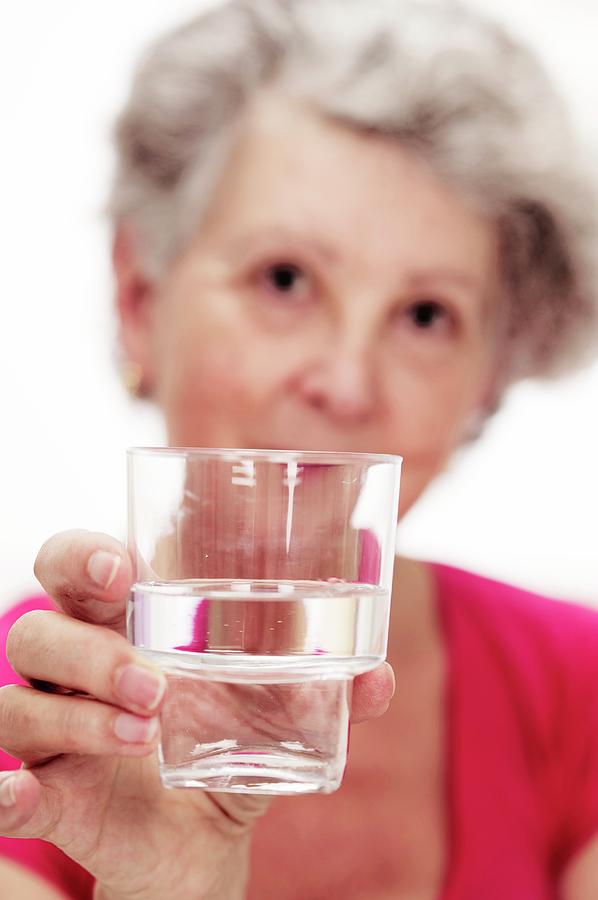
[117,96,499,516]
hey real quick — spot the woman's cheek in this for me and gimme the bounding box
[387,370,476,468]
[158,327,248,443]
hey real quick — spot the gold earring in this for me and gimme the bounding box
[121,361,144,397]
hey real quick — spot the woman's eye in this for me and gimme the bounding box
[406,300,452,332]
[263,263,309,299]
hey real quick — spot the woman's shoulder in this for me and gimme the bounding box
[433,562,598,859]
[432,560,598,663]
[431,561,598,739]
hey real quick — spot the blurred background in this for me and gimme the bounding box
[1,0,597,610]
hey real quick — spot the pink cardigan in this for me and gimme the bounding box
[1,565,598,898]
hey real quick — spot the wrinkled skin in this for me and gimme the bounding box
[0,531,394,900]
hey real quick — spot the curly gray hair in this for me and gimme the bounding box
[109,0,598,385]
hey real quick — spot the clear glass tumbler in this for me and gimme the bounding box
[127,447,401,795]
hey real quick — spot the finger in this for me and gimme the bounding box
[34,529,133,630]
[0,767,78,843]
[0,769,43,837]
[0,685,160,765]
[7,610,167,717]
[350,662,395,724]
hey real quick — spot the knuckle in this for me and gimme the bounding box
[5,612,40,669]
[6,610,56,671]
[0,686,23,748]
[59,701,90,751]
[5,622,25,670]
[60,699,106,752]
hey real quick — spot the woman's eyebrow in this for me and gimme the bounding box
[406,268,482,293]
[227,227,341,264]
[405,267,495,321]
[225,231,484,297]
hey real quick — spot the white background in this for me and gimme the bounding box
[0,0,596,610]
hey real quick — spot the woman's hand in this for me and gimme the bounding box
[0,530,395,900]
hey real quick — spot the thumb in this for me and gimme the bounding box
[0,769,46,839]
[34,530,133,632]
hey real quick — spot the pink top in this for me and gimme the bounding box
[437,564,598,898]
[1,565,598,898]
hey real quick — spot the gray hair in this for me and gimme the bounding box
[109,0,598,384]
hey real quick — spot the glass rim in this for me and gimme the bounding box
[127,446,402,466]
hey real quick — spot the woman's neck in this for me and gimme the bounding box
[387,556,440,666]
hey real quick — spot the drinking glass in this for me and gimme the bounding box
[127,447,401,794]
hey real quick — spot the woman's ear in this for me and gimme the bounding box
[112,223,157,396]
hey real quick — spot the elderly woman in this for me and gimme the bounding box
[1,0,597,897]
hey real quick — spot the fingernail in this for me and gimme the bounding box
[87,551,121,589]
[114,713,159,744]
[116,664,166,711]
[0,775,18,807]
[384,661,396,698]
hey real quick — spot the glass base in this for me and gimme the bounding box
[160,745,344,795]
[157,672,351,795]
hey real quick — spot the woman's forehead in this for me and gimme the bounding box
[197,96,498,281]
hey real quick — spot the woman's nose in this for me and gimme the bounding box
[292,347,377,424]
